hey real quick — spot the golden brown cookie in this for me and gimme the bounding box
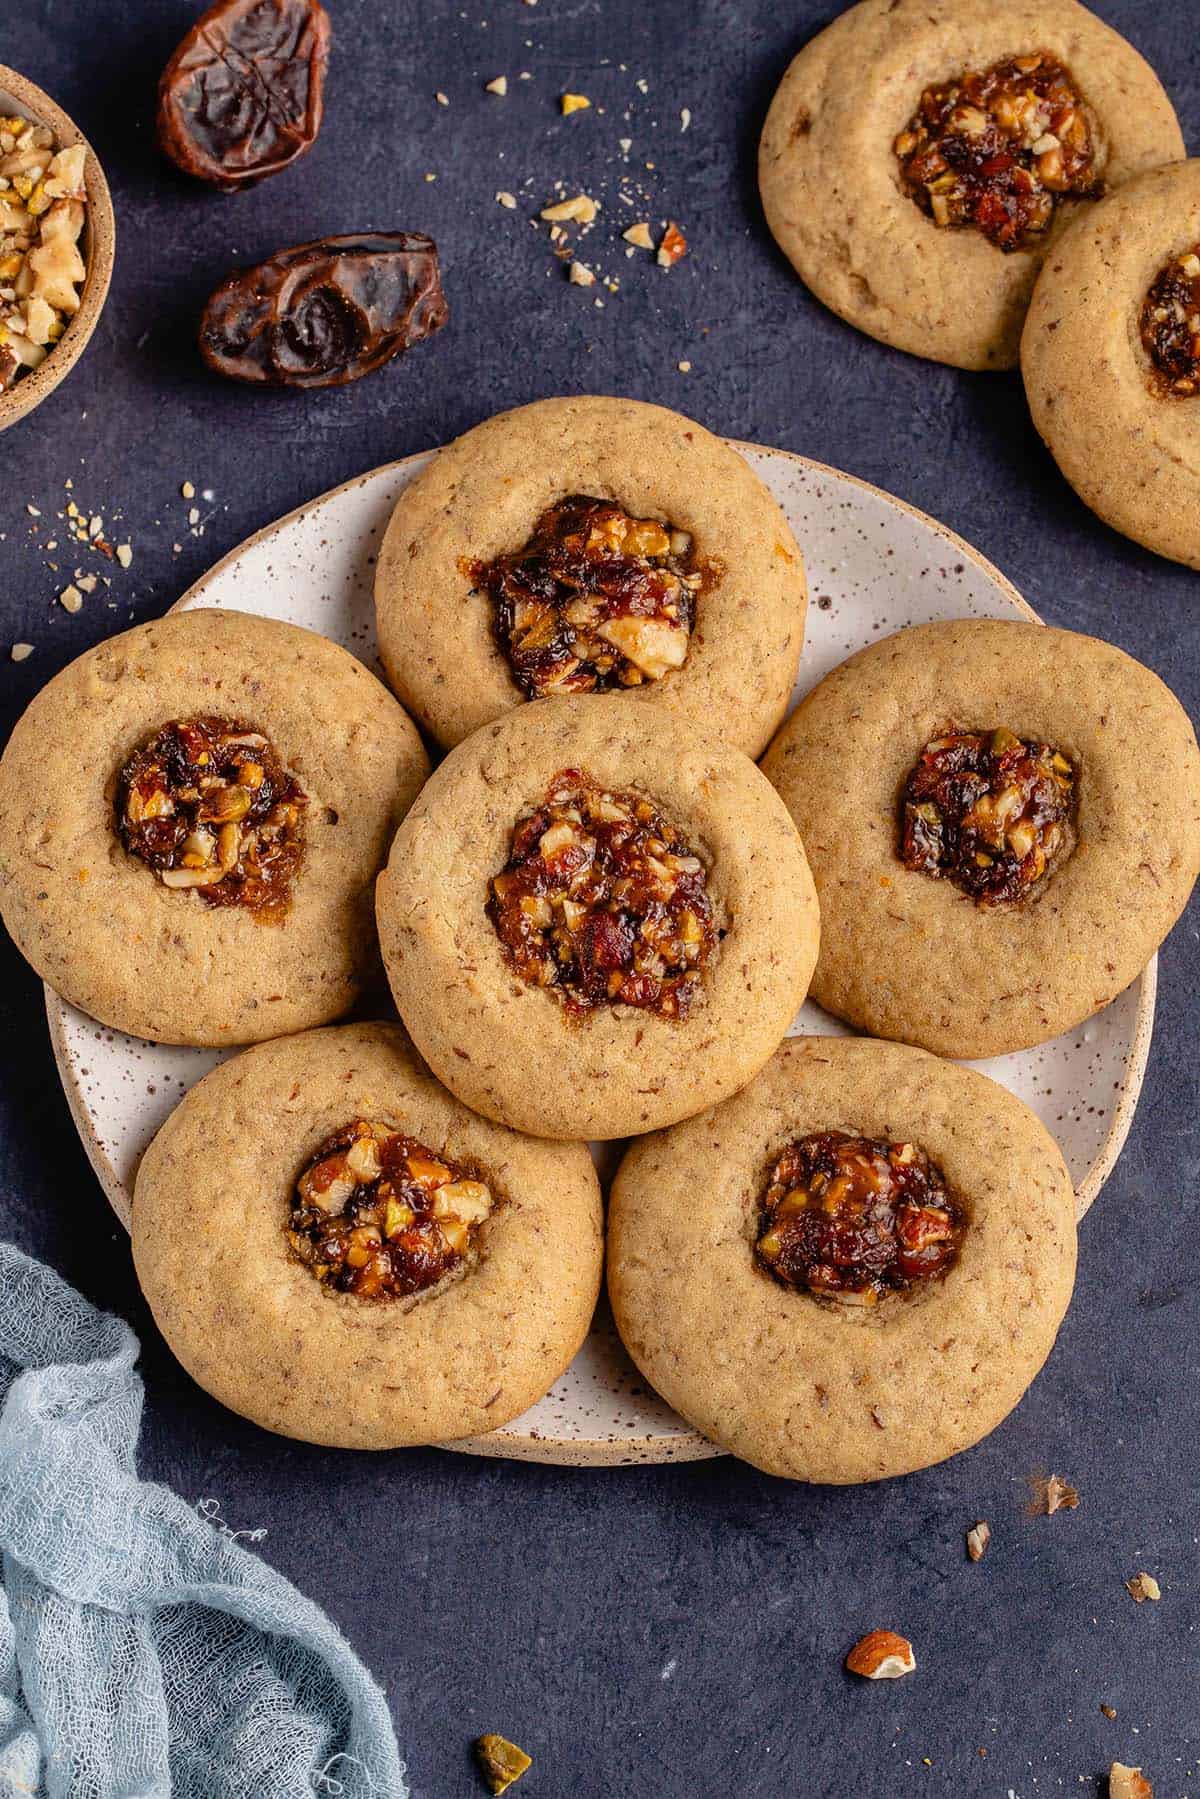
[1023,159,1200,567]
[374,395,806,758]
[762,620,1200,1059]
[608,1036,1077,1483]
[0,609,428,1045]
[759,0,1183,370]
[377,695,819,1139]
[132,1022,603,1448]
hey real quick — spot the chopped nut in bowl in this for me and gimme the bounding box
[0,67,114,432]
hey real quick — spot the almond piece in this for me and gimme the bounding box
[1109,1764,1153,1799]
[845,1629,915,1680]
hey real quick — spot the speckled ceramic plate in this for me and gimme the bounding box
[45,443,1155,1467]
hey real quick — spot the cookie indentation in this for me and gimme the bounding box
[471,495,709,698]
[901,727,1075,905]
[1140,245,1200,396]
[486,768,716,1020]
[288,1119,494,1300]
[116,715,306,918]
[894,53,1101,252]
[755,1131,963,1304]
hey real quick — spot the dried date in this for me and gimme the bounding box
[158,0,331,193]
[198,233,449,387]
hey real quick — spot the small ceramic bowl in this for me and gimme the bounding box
[0,66,115,432]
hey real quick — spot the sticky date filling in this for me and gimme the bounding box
[472,496,704,699]
[288,1121,495,1300]
[1140,245,1200,395]
[901,727,1075,905]
[116,715,306,917]
[894,52,1101,251]
[755,1131,963,1304]
[486,770,717,1020]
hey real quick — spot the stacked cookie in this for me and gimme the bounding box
[2,394,1196,1483]
[760,0,1200,567]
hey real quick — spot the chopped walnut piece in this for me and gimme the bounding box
[1125,1572,1161,1604]
[541,193,598,223]
[966,1521,991,1561]
[845,1629,916,1680]
[476,1735,532,1795]
[1109,1764,1153,1799]
[0,120,89,391]
[1031,1472,1079,1514]
[657,221,687,267]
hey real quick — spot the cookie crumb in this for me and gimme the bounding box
[541,193,598,224]
[435,91,449,106]
[561,92,590,115]
[845,1629,915,1680]
[58,583,83,613]
[1125,1572,1161,1604]
[180,480,195,499]
[568,261,595,287]
[657,221,688,268]
[116,543,133,569]
[677,360,691,373]
[623,221,654,249]
[1100,1704,1118,1720]
[10,642,33,662]
[495,191,517,209]
[485,76,508,97]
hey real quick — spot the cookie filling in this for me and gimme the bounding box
[755,1131,963,1304]
[901,727,1075,905]
[471,495,705,698]
[486,768,716,1019]
[288,1120,495,1300]
[1140,245,1200,396]
[116,715,306,917]
[894,53,1101,252]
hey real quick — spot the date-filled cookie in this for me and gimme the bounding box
[376,696,820,1140]
[132,1022,603,1448]
[1023,160,1200,568]
[608,1037,1077,1483]
[762,620,1200,1059]
[759,0,1183,370]
[0,609,429,1045]
[374,395,806,758]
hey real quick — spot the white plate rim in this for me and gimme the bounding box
[44,440,1157,1465]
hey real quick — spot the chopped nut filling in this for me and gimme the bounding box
[901,727,1075,905]
[755,1131,963,1304]
[894,53,1101,251]
[116,715,306,918]
[470,495,709,699]
[1140,245,1200,395]
[0,117,88,391]
[486,768,717,1020]
[288,1120,495,1300]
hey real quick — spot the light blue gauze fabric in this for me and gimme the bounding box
[0,1243,406,1799]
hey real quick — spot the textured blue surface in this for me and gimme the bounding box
[0,3,1197,1795]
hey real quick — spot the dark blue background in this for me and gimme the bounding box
[2,3,1197,1794]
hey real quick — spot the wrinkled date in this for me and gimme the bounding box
[158,0,331,192]
[198,233,448,386]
